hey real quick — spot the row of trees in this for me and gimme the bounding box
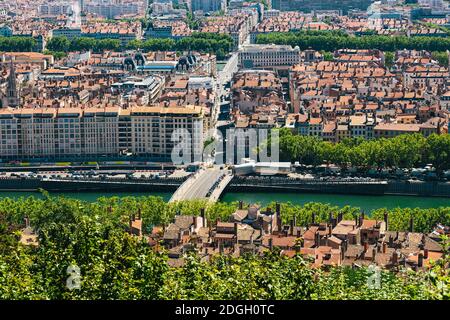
[277,129,450,173]
[45,33,233,59]
[46,36,121,53]
[0,37,36,52]
[126,33,233,60]
[3,193,448,234]
[256,31,450,52]
[0,195,448,299]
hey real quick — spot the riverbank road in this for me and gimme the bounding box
[170,168,228,202]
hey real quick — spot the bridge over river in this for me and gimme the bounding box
[169,168,233,203]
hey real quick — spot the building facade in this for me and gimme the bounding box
[238,44,301,68]
[0,106,204,161]
[271,0,373,14]
[191,0,226,13]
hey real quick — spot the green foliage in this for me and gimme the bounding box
[185,12,199,30]
[126,33,232,59]
[372,207,450,233]
[47,36,121,53]
[277,128,450,172]
[0,36,36,52]
[432,51,449,66]
[256,31,450,52]
[42,50,67,59]
[0,196,448,299]
[322,51,334,61]
[384,51,395,68]
[47,33,232,59]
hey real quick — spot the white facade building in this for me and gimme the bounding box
[238,44,301,68]
[0,106,204,161]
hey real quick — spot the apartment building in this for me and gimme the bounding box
[271,0,373,14]
[83,2,142,19]
[38,3,73,16]
[81,22,141,46]
[111,75,165,105]
[238,44,301,69]
[199,13,256,49]
[349,114,375,139]
[52,22,141,46]
[231,70,285,114]
[191,0,226,13]
[403,65,449,88]
[129,106,204,161]
[374,123,438,138]
[0,106,204,161]
[52,28,82,39]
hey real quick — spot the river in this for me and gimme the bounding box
[0,191,447,212]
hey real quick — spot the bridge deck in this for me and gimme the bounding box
[169,168,232,203]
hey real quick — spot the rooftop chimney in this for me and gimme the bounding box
[234,222,238,237]
[372,247,377,262]
[290,219,294,236]
[409,217,414,233]
[238,200,243,210]
[314,232,320,247]
[275,202,281,215]
[24,216,30,228]
[418,252,424,268]
[382,242,387,253]
[383,212,389,231]
[424,249,429,259]
[277,211,282,233]
[268,237,273,250]
[137,208,141,220]
[392,251,398,264]
[312,212,316,224]
[200,208,206,228]
[328,224,332,236]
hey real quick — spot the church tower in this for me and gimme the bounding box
[6,59,19,108]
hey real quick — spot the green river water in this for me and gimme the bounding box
[0,191,448,213]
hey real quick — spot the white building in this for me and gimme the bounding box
[238,44,301,68]
[0,106,204,161]
[39,3,73,16]
[83,1,142,19]
[191,0,226,13]
[111,75,165,105]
